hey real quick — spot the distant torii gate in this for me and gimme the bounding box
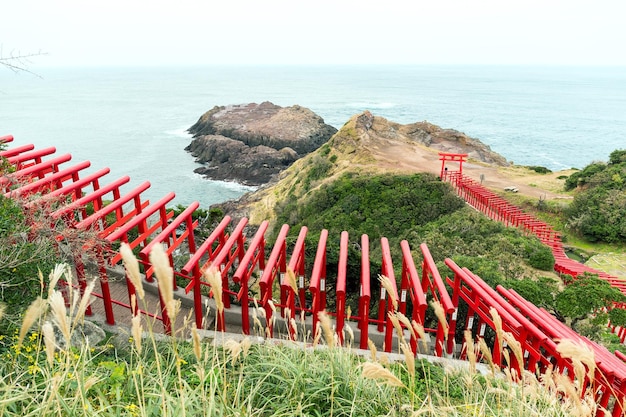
[439,152,468,181]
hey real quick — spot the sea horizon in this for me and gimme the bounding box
[2,64,625,208]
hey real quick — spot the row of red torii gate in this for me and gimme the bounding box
[2,134,626,416]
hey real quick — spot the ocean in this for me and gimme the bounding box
[1,65,625,209]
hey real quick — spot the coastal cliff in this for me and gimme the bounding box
[186,102,337,185]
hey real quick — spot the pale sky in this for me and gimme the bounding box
[2,0,626,67]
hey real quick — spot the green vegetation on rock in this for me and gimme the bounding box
[272,171,557,322]
[564,149,626,243]
[276,172,465,239]
[0,195,58,329]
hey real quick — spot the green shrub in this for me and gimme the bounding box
[0,196,59,328]
[564,162,606,191]
[306,155,333,182]
[564,149,626,244]
[524,239,555,270]
[526,165,552,174]
[609,149,626,165]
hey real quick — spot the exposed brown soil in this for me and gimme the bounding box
[367,136,574,202]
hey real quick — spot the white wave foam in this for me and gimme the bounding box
[219,181,258,192]
[189,172,257,192]
[165,127,193,138]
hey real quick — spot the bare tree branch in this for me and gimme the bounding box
[0,46,48,77]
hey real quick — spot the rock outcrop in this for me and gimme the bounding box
[186,136,299,186]
[186,102,337,185]
[399,120,508,166]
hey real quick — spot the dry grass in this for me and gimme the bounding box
[0,254,606,416]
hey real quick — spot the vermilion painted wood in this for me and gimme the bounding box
[70,181,152,325]
[0,143,35,158]
[49,175,131,221]
[335,231,349,345]
[0,153,72,189]
[380,237,399,352]
[136,202,200,331]
[183,217,247,332]
[358,234,371,349]
[233,220,269,335]
[73,182,151,231]
[419,243,455,356]
[210,217,247,308]
[180,215,231,280]
[309,229,329,339]
[7,146,57,170]
[283,226,307,339]
[259,223,289,338]
[288,226,308,317]
[4,160,91,199]
[24,167,111,211]
[106,193,176,254]
[400,241,428,354]
[103,193,177,318]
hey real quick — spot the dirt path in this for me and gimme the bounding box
[369,138,573,202]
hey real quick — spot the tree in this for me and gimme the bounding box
[554,273,626,338]
[565,149,626,243]
[504,276,559,311]
[0,47,46,76]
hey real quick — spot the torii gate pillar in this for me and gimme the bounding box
[439,152,468,180]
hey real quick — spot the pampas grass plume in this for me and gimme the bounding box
[557,339,596,385]
[121,243,145,300]
[47,264,68,298]
[224,338,242,364]
[478,338,496,376]
[378,275,398,311]
[318,311,335,348]
[361,361,404,387]
[74,279,96,325]
[286,267,298,295]
[396,311,416,341]
[290,317,298,339]
[240,337,252,358]
[430,300,449,340]
[503,331,524,374]
[49,291,70,346]
[312,324,322,348]
[400,342,415,378]
[19,296,46,347]
[367,338,377,361]
[345,323,354,345]
[150,244,176,318]
[388,312,404,345]
[131,315,142,354]
[464,330,477,374]
[489,307,504,353]
[191,323,202,362]
[412,320,428,352]
[42,321,56,366]
[204,266,224,314]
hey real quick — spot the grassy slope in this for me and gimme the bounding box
[243,114,624,280]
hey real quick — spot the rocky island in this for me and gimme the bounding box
[186,102,337,186]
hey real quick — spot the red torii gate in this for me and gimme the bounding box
[439,152,468,181]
